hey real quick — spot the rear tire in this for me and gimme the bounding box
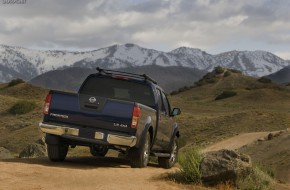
[158,136,178,169]
[129,132,150,168]
[47,143,68,162]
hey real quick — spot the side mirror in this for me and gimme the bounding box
[171,108,181,116]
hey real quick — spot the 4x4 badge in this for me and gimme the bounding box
[89,97,96,103]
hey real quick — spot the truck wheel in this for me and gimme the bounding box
[47,143,68,162]
[158,137,178,169]
[129,132,150,168]
[90,145,109,157]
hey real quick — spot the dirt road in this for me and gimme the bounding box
[0,157,185,190]
[1,131,289,190]
[203,132,270,152]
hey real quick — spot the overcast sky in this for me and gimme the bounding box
[0,0,290,59]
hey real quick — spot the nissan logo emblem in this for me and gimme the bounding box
[89,97,96,103]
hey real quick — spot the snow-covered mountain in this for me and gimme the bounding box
[0,43,289,83]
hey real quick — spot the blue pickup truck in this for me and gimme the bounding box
[39,68,181,168]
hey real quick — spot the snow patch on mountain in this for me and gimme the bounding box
[0,43,289,83]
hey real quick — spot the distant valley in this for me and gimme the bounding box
[29,65,206,93]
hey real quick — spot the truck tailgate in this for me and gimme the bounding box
[46,91,134,134]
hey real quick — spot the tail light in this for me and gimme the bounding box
[43,93,52,115]
[131,105,141,128]
[112,75,128,80]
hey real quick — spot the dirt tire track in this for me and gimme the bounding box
[203,132,270,153]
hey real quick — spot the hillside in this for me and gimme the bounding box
[265,65,290,84]
[1,69,290,189]
[0,82,48,154]
[29,65,206,93]
[240,131,290,185]
[170,68,290,147]
[1,43,290,83]
[1,68,290,156]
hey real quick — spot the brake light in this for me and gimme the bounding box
[131,106,141,128]
[43,93,52,115]
[112,75,128,80]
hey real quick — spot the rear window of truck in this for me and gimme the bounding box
[80,76,155,107]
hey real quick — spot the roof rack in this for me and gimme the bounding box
[96,67,157,84]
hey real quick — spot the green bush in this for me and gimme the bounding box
[170,147,202,183]
[215,91,237,100]
[224,71,231,77]
[229,69,242,74]
[203,72,216,80]
[170,86,194,95]
[170,91,178,95]
[206,78,217,84]
[215,66,225,74]
[257,77,272,84]
[194,80,206,87]
[9,101,37,115]
[237,166,274,190]
[8,78,25,87]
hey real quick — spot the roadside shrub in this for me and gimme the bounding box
[224,71,231,77]
[9,100,37,115]
[8,78,25,87]
[257,77,272,84]
[215,91,237,100]
[215,66,224,74]
[169,147,202,183]
[237,166,274,190]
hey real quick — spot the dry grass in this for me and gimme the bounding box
[0,71,290,185]
[215,181,235,190]
[0,82,48,154]
[169,71,290,148]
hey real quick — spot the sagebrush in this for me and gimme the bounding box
[9,101,37,115]
[169,147,202,184]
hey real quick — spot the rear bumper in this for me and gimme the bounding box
[39,122,137,147]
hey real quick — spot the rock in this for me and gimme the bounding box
[200,149,252,185]
[35,137,46,146]
[268,133,274,140]
[258,137,265,142]
[19,143,46,158]
[0,147,14,159]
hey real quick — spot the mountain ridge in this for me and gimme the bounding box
[0,43,289,83]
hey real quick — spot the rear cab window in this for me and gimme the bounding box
[79,76,155,108]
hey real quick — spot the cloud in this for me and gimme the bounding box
[275,51,290,60]
[0,0,289,55]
